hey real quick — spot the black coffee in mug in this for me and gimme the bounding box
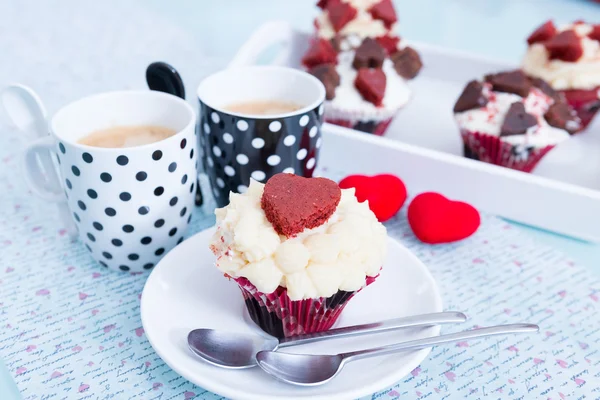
[196,66,326,207]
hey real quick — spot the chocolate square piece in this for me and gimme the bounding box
[529,77,563,102]
[500,102,538,136]
[352,38,386,69]
[485,70,531,97]
[545,102,581,134]
[390,46,422,79]
[453,80,488,113]
[330,35,343,52]
[309,64,340,100]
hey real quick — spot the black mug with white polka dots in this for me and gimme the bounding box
[21,90,197,272]
[195,66,326,207]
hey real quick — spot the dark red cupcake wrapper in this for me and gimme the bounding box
[461,129,555,173]
[561,88,600,131]
[234,274,378,338]
[326,118,393,136]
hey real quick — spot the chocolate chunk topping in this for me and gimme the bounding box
[368,0,397,29]
[352,38,386,69]
[390,46,422,79]
[589,24,600,42]
[376,35,400,55]
[527,20,557,45]
[317,0,329,9]
[355,68,386,106]
[500,102,538,136]
[301,38,338,69]
[485,70,531,97]
[544,102,581,134]
[327,0,358,32]
[309,64,340,100]
[544,30,583,62]
[330,35,342,52]
[529,77,563,102]
[453,80,488,113]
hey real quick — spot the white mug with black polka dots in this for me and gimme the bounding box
[21,90,197,272]
[196,66,326,207]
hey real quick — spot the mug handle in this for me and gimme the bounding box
[146,62,186,99]
[228,20,295,68]
[22,136,78,237]
[145,62,205,206]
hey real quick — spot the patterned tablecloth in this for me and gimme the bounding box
[1,1,599,399]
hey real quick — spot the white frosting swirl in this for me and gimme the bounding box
[325,51,411,123]
[454,83,570,147]
[209,180,387,301]
[522,23,600,90]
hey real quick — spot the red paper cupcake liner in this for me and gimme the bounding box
[561,87,600,131]
[461,129,555,173]
[233,274,378,338]
[326,118,393,136]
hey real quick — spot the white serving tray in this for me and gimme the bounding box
[230,21,600,242]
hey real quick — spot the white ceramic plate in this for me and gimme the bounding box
[141,228,442,400]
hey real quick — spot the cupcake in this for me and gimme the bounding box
[454,69,580,172]
[209,173,387,338]
[301,0,422,135]
[522,20,600,130]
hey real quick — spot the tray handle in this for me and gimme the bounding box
[228,20,295,68]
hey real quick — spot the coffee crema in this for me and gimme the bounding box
[223,100,303,115]
[78,125,176,148]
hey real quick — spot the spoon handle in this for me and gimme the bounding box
[342,323,539,362]
[278,311,467,348]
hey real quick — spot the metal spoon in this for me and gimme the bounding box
[256,323,539,386]
[187,311,467,369]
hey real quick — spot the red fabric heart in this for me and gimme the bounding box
[261,173,341,237]
[407,192,480,244]
[338,174,407,222]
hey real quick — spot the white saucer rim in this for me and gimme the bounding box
[141,227,443,400]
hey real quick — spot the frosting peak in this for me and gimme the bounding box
[210,179,387,300]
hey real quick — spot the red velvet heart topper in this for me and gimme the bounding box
[262,173,341,237]
[407,192,480,244]
[339,174,407,222]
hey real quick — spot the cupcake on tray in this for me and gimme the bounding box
[454,69,580,172]
[522,20,600,130]
[301,0,423,135]
[209,173,387,338]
